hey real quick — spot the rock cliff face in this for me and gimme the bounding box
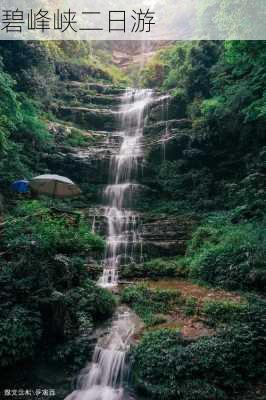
[141,215,197,257]
[46,72,198,263]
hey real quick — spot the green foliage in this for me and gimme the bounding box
[0,66,20,153]
[15,96,51,148]
[153,160,216,211]
[141,41,221,98]
[185,215,266,292]
[5,201,104,255]
[63,128,92,147]
[65,279,116,325]
[144,40,265,128]
[122,284,181,326]
[140,47,172,88]
[143,40,266,219]
[101,63,130,85]
[46,41,129,85]
[53,335,94,370]
[0,200,112,367]
[0,307,42,367]
[121,258,188,279]
[132,322,264,400]
[0,60,52,183]
[0,42,57,107]
[202,299,248,326]
[183,296,198,316]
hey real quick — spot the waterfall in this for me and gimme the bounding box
[98,89,153,288]
[161,95,170,162]
[65,307,137,400]
[65,89,153,400]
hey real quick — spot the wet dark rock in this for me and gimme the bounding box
[55,62,110,82]
[85,207,198,259]
[52,105,117,131]
[85,257,102,280]
[144,119,191,136]
[0,193,4,214]
[86,82,125,95]
[56,81,122,108]
[241,172,266,190]
[141,215,198,257]
[44,151,110,186]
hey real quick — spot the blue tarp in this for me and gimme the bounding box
[10,180,29,193]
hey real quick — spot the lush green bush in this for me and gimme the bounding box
[121,258,188,279]
[65,279,116,325]
[152,160,218,211]
[14,96,51,148]
[0,307,42,367]
[53,280,116,368]
[122,284,181,326]
[0,200,113,367]
[62,127,92,147]
[0,68,52,183]
[141,41,266,217]
[0,66,19,153]
[53,335,94,370]
[183,296,198,316]
[4,200,104,255]
[131,323,263,400]
[202,299,248,326]
[186,216,266,291]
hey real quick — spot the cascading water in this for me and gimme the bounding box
[160,95,170,162]
[65,307,137,400]
[98,88,153,288]
[65,89,153,400]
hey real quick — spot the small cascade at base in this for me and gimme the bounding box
[65,307,137,400]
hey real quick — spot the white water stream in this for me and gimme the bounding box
[65,89,153,400]
[98,89,153,288]
[65,307,137,400]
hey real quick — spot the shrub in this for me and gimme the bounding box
[65,279,116,325]
[122,284,181,326]
[63,127,91,147]
[4,200,104,255]
[53,335,95,370]
[131,322,263,400]
[0,307,42,367]
[0,201,113,367]
[186,216,266,291]
[121,258,187,279]
[202,299,248,326]
[183,296,198,316]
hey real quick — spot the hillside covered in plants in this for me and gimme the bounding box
[0,40,265,400]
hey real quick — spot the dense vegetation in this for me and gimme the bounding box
[129,40,266,400]
[0,41,127,187]
[141,41,265,213]
[132,311,265,400]
[122,284,181,326]
[0,41,124,381]
[0,200,115,368]
[0,39,265,399]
